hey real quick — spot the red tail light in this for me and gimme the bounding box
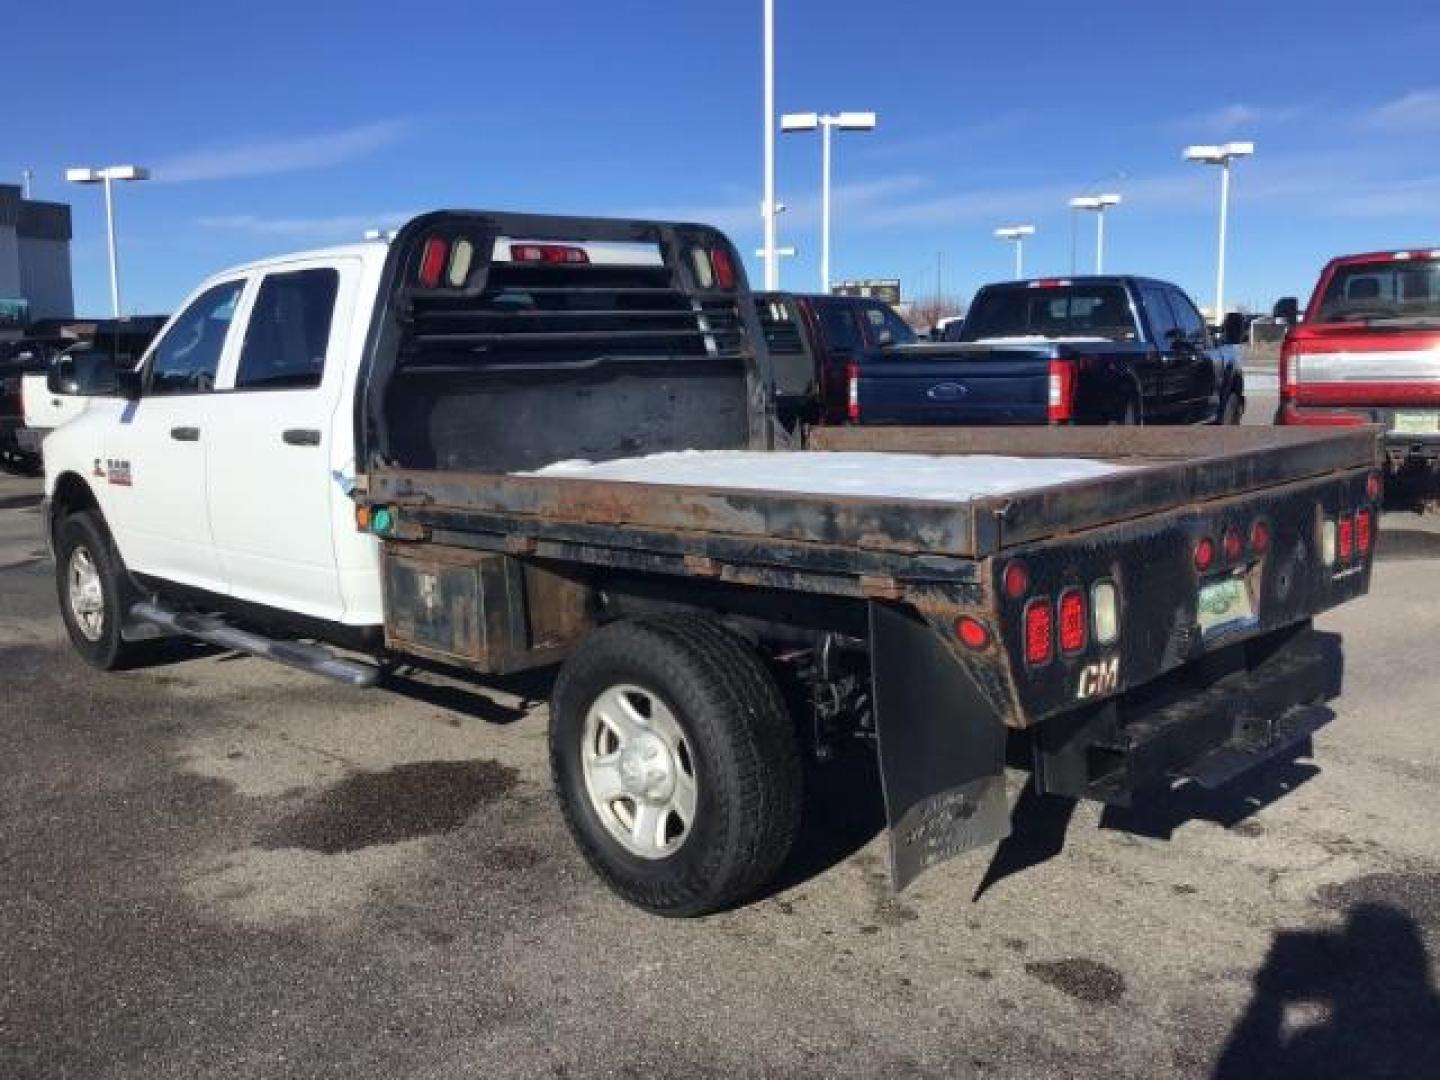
[1002,560,1030,600]
[418,237,449,287]
[1059,590,1087,654]
[1047,360,1076,423]
[1250,519,1271,555]
[710,247,736,289]
[1338,515,1354,560]
[1024,599,1054,666]
[846,361,861,422]
[1194,536,1216,572]
[510,243,589,264]
[1356,509,1373,554]
[1278,338,1299,401]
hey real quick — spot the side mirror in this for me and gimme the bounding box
[1220,311,1248,346]
[1273,296,1299,323]
[115,367,145,400]
[47,357,76,395]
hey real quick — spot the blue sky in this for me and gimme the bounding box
[8,0,1440,316]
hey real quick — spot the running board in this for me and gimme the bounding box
[129,601,380,689]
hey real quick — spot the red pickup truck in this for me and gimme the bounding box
[1277,248,1440,507]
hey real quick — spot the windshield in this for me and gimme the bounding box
[959,284,1138,342]
[1314,259,1440,324]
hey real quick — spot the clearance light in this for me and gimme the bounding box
[1320,519,1337,566]
[510,244,589,264]
[1366,473,1382,502]
[1092,580,1120,646]
[1222,528,1244,563]
[1024,599,1054,666]
[956,616,991,650]
[1250,520,1271,555]
[1059,589,1088,654]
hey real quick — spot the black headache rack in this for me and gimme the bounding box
[357,210,776,475]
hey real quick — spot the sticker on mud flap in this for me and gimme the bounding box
[1077,657,1120,700]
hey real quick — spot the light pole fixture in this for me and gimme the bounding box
[781,110,878,293]
[66,164,150,317]
[1068,193,1121,274]
[995,225,1036,279]
[1184,141,1254,321]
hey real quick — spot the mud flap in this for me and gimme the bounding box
[869,602,1011,891]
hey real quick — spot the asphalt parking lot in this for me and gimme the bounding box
[3,412,1439,1079]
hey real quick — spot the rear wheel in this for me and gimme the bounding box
[550,614,802,916]
[1220,392,1245,425]
[1111,397,1140,426]
[53,510,141,670]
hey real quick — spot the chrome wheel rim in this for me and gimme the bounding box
[67,546,105,642]
[581,684,697,860]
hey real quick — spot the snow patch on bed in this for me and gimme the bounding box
[523,450,1129,503]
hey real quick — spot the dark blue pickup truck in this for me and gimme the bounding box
[761,277,1246,429]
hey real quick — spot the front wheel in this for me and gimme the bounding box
[550,614,802,916]
[53,510,141,670]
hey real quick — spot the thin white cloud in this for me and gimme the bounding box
[1174,102,1304,135]
[1358,89,1440,132]
[197,210,414,241]
[153,120,410,183]
[631,174,931,237]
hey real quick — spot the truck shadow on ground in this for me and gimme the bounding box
[1213,901,1440,1079]
[973,754,1323,902]
[1374,526,1440,562]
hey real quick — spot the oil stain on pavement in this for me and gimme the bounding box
[258,759,519,854]
[1024,958,1128,1004]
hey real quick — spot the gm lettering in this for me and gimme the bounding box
[1077,657,1120,700]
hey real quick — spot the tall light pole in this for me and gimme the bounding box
[1068,194,1121,273]
[1184,141,1254,321]
[760,0,780,290]
[66,164,150,317]
[995,225,1035,279]
[781,110,878,293]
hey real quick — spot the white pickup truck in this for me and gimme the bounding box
[41,210,1381,915]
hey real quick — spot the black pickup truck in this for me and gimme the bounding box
[833,277,1245,427]
[45,212,1379,916]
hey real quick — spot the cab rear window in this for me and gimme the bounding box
[1315,259,1440,324]
[960,285,1138,342]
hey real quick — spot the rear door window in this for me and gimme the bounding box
[235,268,340,390]
[1140,286,1180,346]
[815,301,862,351]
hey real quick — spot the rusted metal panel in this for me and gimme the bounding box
[371,467,979,557]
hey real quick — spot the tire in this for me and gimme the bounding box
[1110,397,1140,426]
[53,510,141,670]
[1219,393,1244,425]
[550,613,803,916]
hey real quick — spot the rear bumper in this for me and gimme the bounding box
[1033,622,1337,803]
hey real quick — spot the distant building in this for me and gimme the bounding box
[0,184,74,330]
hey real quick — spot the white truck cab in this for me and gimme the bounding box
[44,242,390,626]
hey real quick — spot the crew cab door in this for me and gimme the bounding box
[1137,284,1186,421]
[100,279,245,592]
[204,260,357,620]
